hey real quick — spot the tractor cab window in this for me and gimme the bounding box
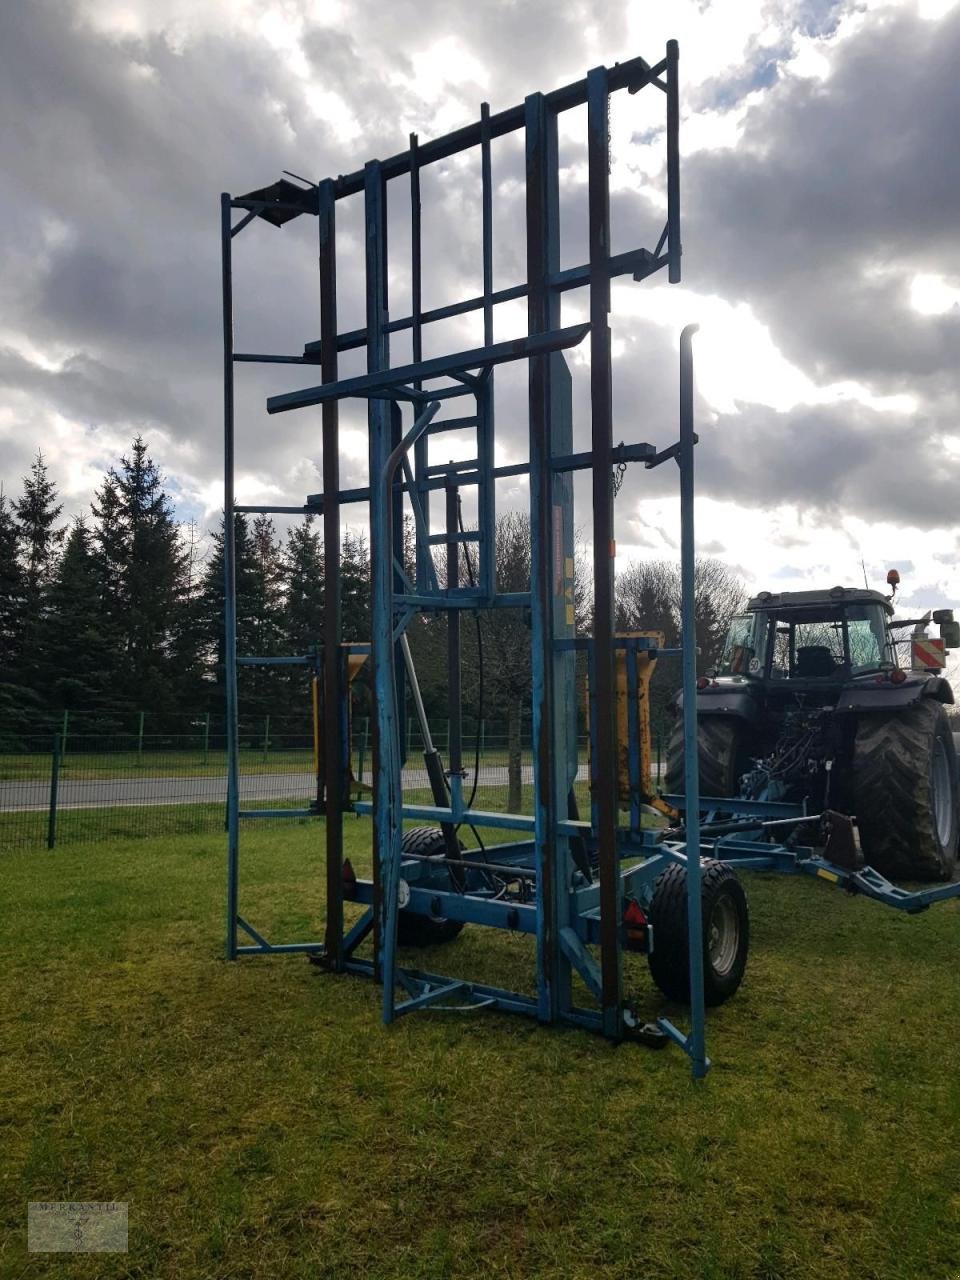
[763,603,890,680]
[719,613,765,676]
[792,618,845,677]
[845,604,889,673]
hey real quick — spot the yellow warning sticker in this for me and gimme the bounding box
[816,868,839,883]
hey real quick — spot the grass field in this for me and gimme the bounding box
[2,819,960,1279]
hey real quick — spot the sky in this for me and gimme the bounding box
[2,0,960,619]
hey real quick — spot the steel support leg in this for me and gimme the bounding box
[221,192,240,961]
[364,161,402,1015]
[525,91,570,1023]
[587,67,624,1039]
[678,324,707,1078]
[319,178,346,971]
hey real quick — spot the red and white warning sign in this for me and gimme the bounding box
[911,637,946,671]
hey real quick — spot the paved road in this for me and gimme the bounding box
[0,762,617,813]
[0,771,314,812]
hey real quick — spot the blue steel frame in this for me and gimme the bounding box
[220,43,712,1077]
[220,45,960,1077]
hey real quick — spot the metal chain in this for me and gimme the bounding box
[612,443,627,498]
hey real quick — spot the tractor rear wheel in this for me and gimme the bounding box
[396,826,466,947]
[854,699,959,881]
[647,859,749,1006]
[665,714,748,799]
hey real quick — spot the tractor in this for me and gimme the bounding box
[666,578,960,881]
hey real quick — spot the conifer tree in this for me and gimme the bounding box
[169,519,209,715]
[45,518,116,721]
[199,512,281,723]
[13,452,64,598]
[12,453,64,709]
[341,528,371,644]
[91,437,187,721]
[283,516,324,655]
[246,516,287,718]
[0,492,23,669]
[278,515,326,732]
[0,492,33,738]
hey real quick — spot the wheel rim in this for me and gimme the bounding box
[708,894,740,978]
[931,737,953,849]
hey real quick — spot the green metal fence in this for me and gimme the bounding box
[0,718,667,853]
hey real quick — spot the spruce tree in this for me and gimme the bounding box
[12,453,64,712]
[280,516,325,734]
[0,492,24,670]
[13,452,64,598]
[0,492,33,740]
[341,529,371,644]
[169,519,209,717]
[45,519,117,724]
[91,437,188,724]
[247,516,287,720]
[283,516,324,655]
[199,512,265,728]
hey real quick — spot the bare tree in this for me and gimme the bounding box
[486,512,533,810]
[615,555,748,731]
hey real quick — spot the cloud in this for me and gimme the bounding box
[683,3,960,393]
[0,0,958,625]
[701,398,960,529]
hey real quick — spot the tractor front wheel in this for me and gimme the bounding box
[647,859,749,1006]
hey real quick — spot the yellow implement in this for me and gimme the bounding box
[614,630,675,819]
[312,651,368,794]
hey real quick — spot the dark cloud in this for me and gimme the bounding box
[0,347,183,429]
[1,0,958,560]
[700,398,960,530]
[684,5,960,391]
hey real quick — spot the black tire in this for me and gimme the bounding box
[647,859,749,1006]
[665,715,748,799]
[854,699,959,881]
[396,826,466,947]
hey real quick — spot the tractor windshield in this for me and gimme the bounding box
[765,602,890,679]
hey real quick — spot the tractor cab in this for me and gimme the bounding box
[719,589,896,687]
[715,586,959,692]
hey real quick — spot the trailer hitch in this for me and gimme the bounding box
[665,808,863,870]
[819,810,862,872]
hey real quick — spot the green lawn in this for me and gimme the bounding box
[2,820,960,1278]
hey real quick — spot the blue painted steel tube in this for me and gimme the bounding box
[409,132,432,595]
[318,178,347,972]
[587,66,624,1040]
[221,192,240,961]
[678,323,707,1078]
[525,91,569,1023]
[666,41,681,283]
[478,102,496,600]
[364,160,399,1018]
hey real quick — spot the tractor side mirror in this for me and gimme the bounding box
[939,620,960,650]
[932,608,954,625]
